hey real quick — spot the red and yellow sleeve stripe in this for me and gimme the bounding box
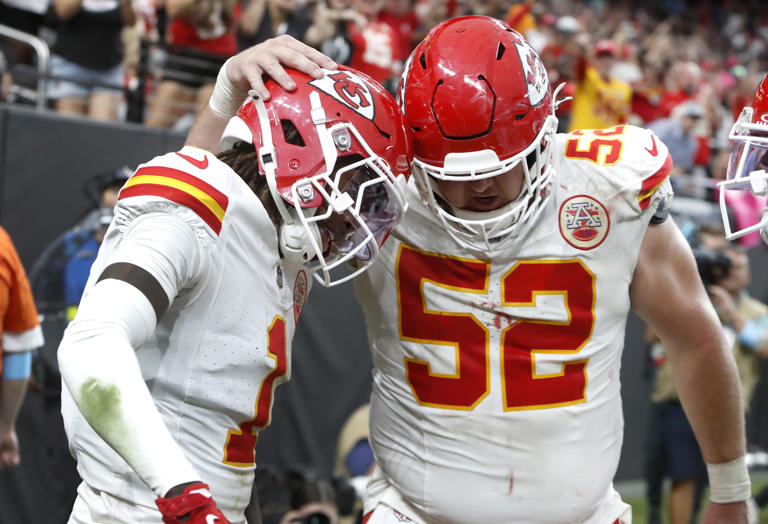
[119,166,229,234]
[638,153,673,211]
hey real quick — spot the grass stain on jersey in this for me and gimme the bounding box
[79,378,123,434]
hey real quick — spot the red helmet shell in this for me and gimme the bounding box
[751,74,768,126]
[398,16,553,168]
[235,66,412,207]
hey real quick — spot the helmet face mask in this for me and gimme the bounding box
[288,151,406,282]
[415,115,557,250]
[221,67,412,286]
[398,16,557,252]
[719,77,768,242]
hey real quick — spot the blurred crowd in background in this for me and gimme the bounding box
[2,0,768,244]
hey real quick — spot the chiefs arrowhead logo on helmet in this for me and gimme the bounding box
[514,38,549,107]
[310,70,376,122]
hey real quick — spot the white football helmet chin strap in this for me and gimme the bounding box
[253,91,334,266]
[718,106,768,241]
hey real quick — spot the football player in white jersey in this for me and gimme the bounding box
[350,17,749,524]
[194,23,751,524]
[719,73,768,245]
[57,37,412,524]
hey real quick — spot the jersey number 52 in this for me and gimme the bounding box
[397,245,595,411]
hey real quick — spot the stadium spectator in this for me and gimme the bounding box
[345,0,399,92]
[629,54,666,125]
[238,0,313,51]
[144,0,239,129]
[568,38,633,131]
[648,100,705,175]
[503,0,536,37]
[378,0,418,64]
[0,226,44,470]
[0,0,51,66]
[304,0,365,66]
[48,0,135,121]
[63,167,131,321]
[412,0,450,42]
[539,15,581,131]
[659,60,703,117]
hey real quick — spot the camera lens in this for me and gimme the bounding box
[290,512,331,524]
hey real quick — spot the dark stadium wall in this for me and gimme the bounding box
[2,105,768,521]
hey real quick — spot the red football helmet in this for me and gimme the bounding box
[222,66,412,285]
[398,15,558,251]
[719,73,768,243]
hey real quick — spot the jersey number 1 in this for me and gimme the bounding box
[223,316,287,467]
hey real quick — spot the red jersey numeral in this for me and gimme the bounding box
[398,246,490,409]
[223,316,287,467]
[564,126,626,165]
[397,245,595,411]
[501,260,594,410]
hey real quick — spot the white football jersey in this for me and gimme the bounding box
[355,126,672,523]
[61,147,313,519]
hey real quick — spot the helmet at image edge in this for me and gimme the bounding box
[719,73,768,242]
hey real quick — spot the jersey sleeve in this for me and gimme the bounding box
[0,227,44,354]
[560,125,674,220]
[114,146,231,248]
[617,125,673,216]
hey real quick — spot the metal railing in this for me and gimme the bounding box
[0,23,50,110]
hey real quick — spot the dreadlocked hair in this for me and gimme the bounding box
[217,142,282,229]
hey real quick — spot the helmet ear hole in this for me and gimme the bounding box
[281,119,306,147]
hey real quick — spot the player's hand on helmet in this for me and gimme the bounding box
[155,482,231,524]
[228,35,337,101]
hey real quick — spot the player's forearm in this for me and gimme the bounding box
[668,337,746,464]
[185,105,232,154]
[58,281,200,496]
[0,377,29,431]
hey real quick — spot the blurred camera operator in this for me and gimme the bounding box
[707,244,768,409]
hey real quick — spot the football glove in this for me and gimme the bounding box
[155,482,231,524]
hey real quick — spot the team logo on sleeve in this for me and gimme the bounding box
[559,195,610,250]
[310,70,375,121]
[293,270,308,323]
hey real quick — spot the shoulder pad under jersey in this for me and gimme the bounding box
[557,125,673,216]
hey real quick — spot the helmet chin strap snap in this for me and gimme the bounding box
[279,222,323,264]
